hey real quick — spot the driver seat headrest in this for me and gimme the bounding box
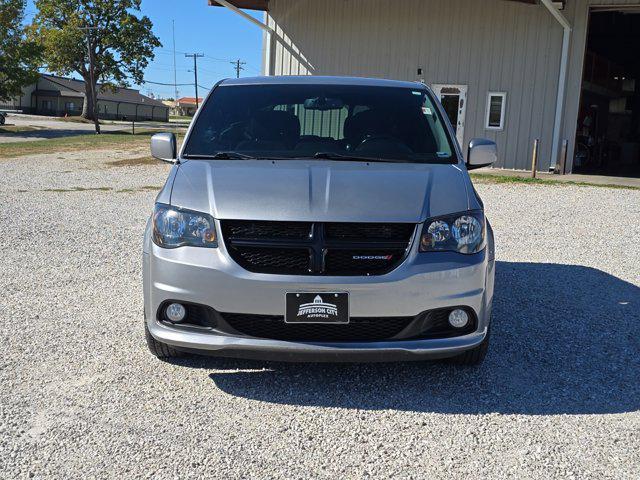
[343,109,389,145]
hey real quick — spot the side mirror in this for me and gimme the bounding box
[467,138,497,170]
[151,132,177,163]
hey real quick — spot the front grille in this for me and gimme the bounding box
[236,247,310,275]
[221,220,415,276]
[222,313,414,341]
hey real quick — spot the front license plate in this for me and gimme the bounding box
[285,292,349,324]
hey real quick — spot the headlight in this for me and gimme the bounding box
[419,210,485,254]
[152,203,218,248]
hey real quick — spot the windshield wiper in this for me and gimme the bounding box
[311,152,407,163]
[183,152,257,160]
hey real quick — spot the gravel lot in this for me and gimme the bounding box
[0,149,639,479]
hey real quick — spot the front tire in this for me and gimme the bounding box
[145,322,184,359]
[448,328,490,366]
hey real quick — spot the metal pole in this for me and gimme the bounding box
[558,139,569,175]
[540,0,571,172]
[172,20,178,103]
[531,138,540,178]
[215,0,274,33]
[185,53,204,109]
[194,56,199,109]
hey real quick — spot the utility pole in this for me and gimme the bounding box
[172,20,178,103]
[231,59,246,78]
[185,53,204,109]
[80,25,100,134]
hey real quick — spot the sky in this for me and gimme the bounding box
[24,0,264,100]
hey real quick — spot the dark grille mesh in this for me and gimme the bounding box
[325,223,415,241]
[236,247,310,274]
[222,313,413,342]
[222,220,312,240]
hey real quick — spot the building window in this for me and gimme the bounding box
[485,92,506,130]
[65,102,76,111]
[41,100,53,110]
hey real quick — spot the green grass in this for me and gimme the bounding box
[169,115,192,121]
[116,185,162,193]
[0,130,183,159]
[470,173,640,191]
[43,186,113,193]
[107,156,157,167]
[18,185,162,193]
[0,126,43,134]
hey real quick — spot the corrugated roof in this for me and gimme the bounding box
[208,0,269,11]
[208,0,539,12]
[41,74,167,108]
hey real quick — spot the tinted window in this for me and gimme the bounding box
[486,93,506,130]
[184,84,455,163]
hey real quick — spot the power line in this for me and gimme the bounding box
[144,79,194,86]
[244,63,262,74]
[157,48,189,56]
[205,54,234,63]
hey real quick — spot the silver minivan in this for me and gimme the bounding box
[143,76,496,365]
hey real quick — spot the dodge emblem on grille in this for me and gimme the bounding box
[352,255,393,261]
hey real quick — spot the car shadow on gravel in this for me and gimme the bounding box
[186,261,640,415]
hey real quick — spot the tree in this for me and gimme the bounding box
[0,0,41,102]
[32,0,161,132]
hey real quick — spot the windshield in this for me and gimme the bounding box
[183,83,456,163]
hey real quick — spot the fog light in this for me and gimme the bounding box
[165,303,186,323]
[448,309,469,329]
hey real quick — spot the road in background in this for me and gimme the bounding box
[0,113,189,143]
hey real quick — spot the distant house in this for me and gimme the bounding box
[175,97,204,116]
[162,99,176,114]
[4,74,169,122]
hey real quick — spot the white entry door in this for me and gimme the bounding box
[432,84,467,147]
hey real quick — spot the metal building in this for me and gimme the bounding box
[211,0,640,178]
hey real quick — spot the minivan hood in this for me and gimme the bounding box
[169,160,471,223]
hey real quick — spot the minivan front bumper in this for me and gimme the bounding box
[143,223,495,362]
